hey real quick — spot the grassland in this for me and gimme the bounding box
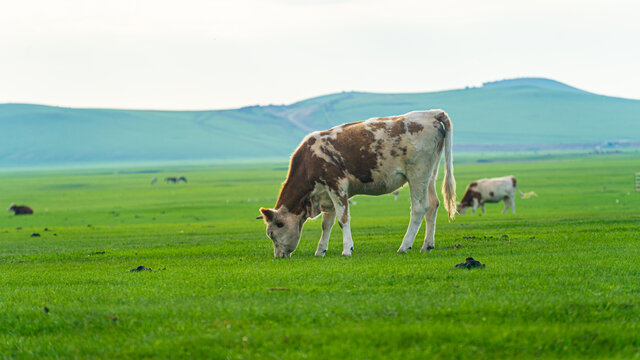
[1,153,639,359]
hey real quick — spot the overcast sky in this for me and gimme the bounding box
[1,0,639,110]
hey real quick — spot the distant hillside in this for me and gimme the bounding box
[2,78,640,167]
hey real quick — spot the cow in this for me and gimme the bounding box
[8,204,34,215]
[258,110,456,258]
[456,176,536,215]
[165,177,177,183]
[178,176,187,183]
[150,177,158,185]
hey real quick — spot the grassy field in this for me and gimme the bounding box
[1,153,639,359]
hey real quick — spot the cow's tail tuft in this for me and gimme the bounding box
[439,111,457,221]
[517,188,537,199]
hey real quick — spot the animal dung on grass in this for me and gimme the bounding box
[455,257,485,269]
[8,204,34,215]
[129,265,152,272]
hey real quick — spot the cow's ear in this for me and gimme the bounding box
[259,208,275,222]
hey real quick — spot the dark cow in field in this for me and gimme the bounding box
[258,110,456,258]
[8,204,33,215]
[165,176,187,183]
[457,176,537,215]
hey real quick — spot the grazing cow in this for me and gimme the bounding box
[258,110,456,258]
[165,177,177,183]
[8,204,33,215]
[457,176,536,215]
[178,176,187,183]
[150,177,158,185]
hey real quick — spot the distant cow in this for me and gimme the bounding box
[457,176,536,215]
[8,204,33,215]
[165,177,177,183]
[258,110,456,258]
[150,177,158,185]
[178,176,187,183]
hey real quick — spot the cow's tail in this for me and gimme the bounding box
[438,111,457,221]
[517,187,537,199]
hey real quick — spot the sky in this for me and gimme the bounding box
[1,0,639,110]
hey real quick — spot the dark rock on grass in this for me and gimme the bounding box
[455,257,485,269]
[130,265,152,272]
[43,306,50,314]
[31,233,41,237]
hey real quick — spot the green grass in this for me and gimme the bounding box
[1,153,640,358]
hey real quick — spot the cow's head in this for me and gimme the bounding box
[7,204,15,212]
[456,202,470,215]
[258,206,303,258]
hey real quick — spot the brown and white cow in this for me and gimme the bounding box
[258,110,456,258]
[456,176,536,215]
[8,204,34,215]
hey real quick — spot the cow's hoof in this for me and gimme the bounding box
[420,245,435,253]
[342,251,352,257]
[315,249,327,257]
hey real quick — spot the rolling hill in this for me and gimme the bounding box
[1,78,639,167]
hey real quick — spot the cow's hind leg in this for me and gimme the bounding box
[315,211,336,257]
[502,198,510,214]
[421,172,440,253]
[510,197,516,214]
[397,177,429,254]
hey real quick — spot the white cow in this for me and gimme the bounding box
[457,176,536,215]
[258,110,456,258]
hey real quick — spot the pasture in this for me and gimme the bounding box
[1,153,639,359]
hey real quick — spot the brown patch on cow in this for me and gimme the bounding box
[340,121,363,129]
[435,111,451,131]
[390,149,398,157]
[307,136,316,145]
[368,122,387,132]
[390,120,406,137]
[275,141,327,216]
[407,122,424,134]
[511,177,517,187]
[460,188,482,206]
[326,124,377,184]
[489,191,494,197]
[469,182,477,188]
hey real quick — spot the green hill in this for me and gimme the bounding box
[2,78,639,167]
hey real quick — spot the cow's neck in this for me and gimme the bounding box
[275,178,311,218]
[275,148,316,218]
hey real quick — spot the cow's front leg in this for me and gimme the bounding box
[327,191,353,256]
[472,198,479,215]
[398,179,429,254]
[481,203,486,215]
[315,211,336,257]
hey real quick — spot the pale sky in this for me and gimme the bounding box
[1,0,639,110]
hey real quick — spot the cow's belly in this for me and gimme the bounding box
[350,171,407,196]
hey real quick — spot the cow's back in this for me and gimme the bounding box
[305,110,448,196]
